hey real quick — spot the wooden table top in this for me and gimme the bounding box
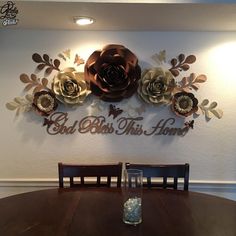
[0,188,235,236]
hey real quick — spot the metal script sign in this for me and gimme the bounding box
[43,112,193,136]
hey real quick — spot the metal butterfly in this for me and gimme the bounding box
[184,120,194,129]
[58,49,71,61]
[74,54,84,66]
[43,118,54,128]
[108,104,123,119]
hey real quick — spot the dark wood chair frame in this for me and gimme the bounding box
[125,163,189,190]
[58,162,122,188]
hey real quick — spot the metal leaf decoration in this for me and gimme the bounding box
[196,99,223,119]
[6,94,33,116]
[32,53,60,76]
[174,73,207,92]
[169,54,196,77]
[20,73,49,94]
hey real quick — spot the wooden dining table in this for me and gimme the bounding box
[0,188,235,236]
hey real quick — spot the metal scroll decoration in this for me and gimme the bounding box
[6,44,223,134]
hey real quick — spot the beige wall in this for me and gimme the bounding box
[0,30,236,188]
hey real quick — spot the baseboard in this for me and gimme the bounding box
[0,178,235,200]
[0,178,236,188]
[189,180,236,190]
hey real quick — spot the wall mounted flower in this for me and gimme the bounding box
[172,92,198,117]
[84,44,141,102]
[138,67,176,105]
[52,68,90,105]
[32,90,58,116]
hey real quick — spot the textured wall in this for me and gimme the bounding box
[0,30,236,182]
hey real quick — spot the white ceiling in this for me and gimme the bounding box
[1,1,236,31]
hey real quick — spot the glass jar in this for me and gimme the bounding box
[122,169,143,225]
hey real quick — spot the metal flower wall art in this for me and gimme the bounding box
[85,44,141,102]
[139,52,223,119]
[6,44,223,132]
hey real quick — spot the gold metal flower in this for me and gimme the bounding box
[172,92,198,117]
[32,91,58,116]
[52,68,90,105]
[138,67,176,105]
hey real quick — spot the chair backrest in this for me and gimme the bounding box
[125,163,189,190]
[58,162,122,188]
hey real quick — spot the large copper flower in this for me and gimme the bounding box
[84,44,141,102]
[172,92,198,117]
[138,67,176,105]
[32,91,58,116]
[52,68,90,105]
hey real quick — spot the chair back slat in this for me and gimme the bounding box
[163,177,167,189]
[58,162,122,188]
[70,177,73,187]
[81,177,85,186]
[174,177,178,190]
[107,177,111,187]
[97,176,101,186]
[125,163,189,191]
[147,177,151,188]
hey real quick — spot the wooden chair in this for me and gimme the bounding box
[125,163,189,190]
[58,162,122,188]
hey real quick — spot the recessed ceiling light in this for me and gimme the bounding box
[74,17,94,26]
